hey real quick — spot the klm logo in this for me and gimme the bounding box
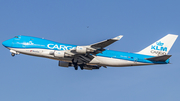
[151,41,167,52]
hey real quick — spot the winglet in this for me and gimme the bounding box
[112,35,123,40]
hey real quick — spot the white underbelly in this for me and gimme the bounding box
[89,56,151,67]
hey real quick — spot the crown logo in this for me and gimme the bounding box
[156,41,164,46]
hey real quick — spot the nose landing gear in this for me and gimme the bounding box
[10,50,19,57]
[11,53,15,57]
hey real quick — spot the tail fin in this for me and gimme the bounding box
[138,34,178,56]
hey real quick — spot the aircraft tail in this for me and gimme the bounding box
[138,34,178,56]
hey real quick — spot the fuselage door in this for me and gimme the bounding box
[134,57,138,63]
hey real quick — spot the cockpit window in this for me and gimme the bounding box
[14,36,19,38]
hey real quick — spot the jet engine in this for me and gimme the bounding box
[54,51,65,58]
[58,61,71,67]
[76,46,94,54]
[76,46,87,54]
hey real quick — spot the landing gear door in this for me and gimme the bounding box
[134,58,138,64]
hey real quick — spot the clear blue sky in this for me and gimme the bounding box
[0,0,180,101]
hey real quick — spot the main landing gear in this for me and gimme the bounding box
[72,58,84,70]
[79,64,84,70]
[72,58,78,70]
[73,64,84,70]
[74,63,78,70]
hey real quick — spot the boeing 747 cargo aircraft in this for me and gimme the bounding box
[2,34,178,70]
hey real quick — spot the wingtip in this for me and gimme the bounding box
[113,35,123,40]
[167,34,178,37]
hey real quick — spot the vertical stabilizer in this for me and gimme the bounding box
[138,34,178,56]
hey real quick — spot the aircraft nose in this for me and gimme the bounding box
[2,39,13,47]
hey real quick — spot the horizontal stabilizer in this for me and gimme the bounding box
[146,55,172,62]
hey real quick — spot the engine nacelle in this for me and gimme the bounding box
[83,65,100,70]
[54,51,65,58]
[58,61,70,67]
[76,46,87,54]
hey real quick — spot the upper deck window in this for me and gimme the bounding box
[14,36,19,38]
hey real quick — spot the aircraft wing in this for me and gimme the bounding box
[90,35,123,49]
[66,35,123,57]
